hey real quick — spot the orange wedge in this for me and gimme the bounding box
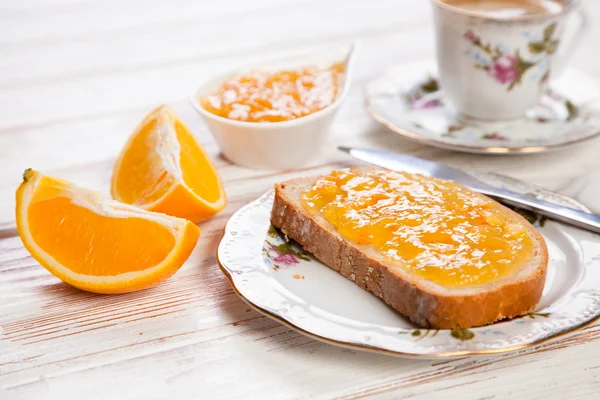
[16,169,200,294]
[111,105,226,223]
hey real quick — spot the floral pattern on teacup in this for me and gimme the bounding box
[464,23,559,92]
[528,24,560,56]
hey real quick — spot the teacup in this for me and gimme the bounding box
[431,0,587,120]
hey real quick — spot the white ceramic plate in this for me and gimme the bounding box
[217,172,600,357]
[365,62,600,154]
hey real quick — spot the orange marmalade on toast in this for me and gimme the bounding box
[301,169,534,288]
[200,63,344,122]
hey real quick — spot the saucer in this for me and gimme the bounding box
[217,172,600,358]
[366,62,600,154]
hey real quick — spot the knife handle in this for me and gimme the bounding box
[482,188,600,234]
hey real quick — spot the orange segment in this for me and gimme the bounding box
[16,169,200,294]
[111,105,226,222]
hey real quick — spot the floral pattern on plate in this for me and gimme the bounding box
[402,77,443,110]
[263,225,311,271]
[366,62,600,154]
[217,172,600,357]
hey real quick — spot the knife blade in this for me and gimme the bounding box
[338,146,600,234]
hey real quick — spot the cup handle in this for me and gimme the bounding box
[553,6,589,76]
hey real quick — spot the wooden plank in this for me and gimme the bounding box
[0,30,435,230]
[0,0,431,88]
[2,223,600,398]
[0,0,338,44]
[0,29,435,129]
[3,0,600,398]
[2,88,600,231]
[1,25,599,229]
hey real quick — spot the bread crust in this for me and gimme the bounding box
[270,169,549,329]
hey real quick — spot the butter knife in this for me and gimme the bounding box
[338,146,600,234]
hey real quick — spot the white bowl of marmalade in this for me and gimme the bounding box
[190,43,357,170]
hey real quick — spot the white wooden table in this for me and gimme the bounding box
[2,1,600,398]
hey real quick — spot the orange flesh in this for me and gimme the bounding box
[301,169,534,288]
[114,115,222,206]
[28,177,175,276]
[174,120,221,203]
[113,118,175,205]
[201,63,344,122]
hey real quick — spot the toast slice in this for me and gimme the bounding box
[270,168,548,329]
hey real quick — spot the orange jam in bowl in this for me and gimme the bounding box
[301,169,534,288]
[200,63,344,123]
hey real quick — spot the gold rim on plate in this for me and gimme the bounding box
[216,249,600,358]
